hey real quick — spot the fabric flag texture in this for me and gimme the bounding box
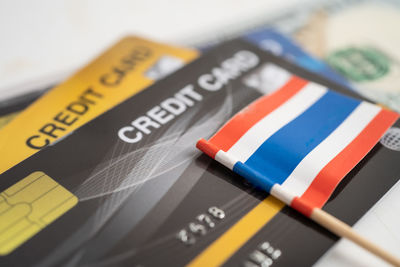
[197,76,399,217]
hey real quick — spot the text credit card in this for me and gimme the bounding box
[0,36,198,176]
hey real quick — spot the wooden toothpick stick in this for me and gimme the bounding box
[310,208,400,267]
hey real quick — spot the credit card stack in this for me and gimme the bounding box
[1,1,400,266]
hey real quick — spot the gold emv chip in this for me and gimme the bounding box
[0,171,77,255]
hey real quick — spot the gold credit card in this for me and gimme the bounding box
[0,172,78,255]
[0,36,198,175]
[0,112,19,129]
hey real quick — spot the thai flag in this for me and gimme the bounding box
[197,76,399,217]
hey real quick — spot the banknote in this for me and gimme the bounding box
[270,0,400,112]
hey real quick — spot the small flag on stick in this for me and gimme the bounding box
[197,76,400,266]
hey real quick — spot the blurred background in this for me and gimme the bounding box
[0,0,303,100]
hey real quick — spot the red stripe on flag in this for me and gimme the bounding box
[196,139,220,159]
[291,197,315,217]
[208,76,308,152]
[296,108,399,213]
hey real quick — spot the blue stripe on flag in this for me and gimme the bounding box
[244,90,360,185]
[233,162,275,192]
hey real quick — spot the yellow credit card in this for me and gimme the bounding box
[0,36,198,175]
[0,172,78,255]
[0,112,19,129]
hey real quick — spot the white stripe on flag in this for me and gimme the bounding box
[215,150,237,170]
[228,82,328,163]
[280,102,381,198]
[270,184,295,205]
